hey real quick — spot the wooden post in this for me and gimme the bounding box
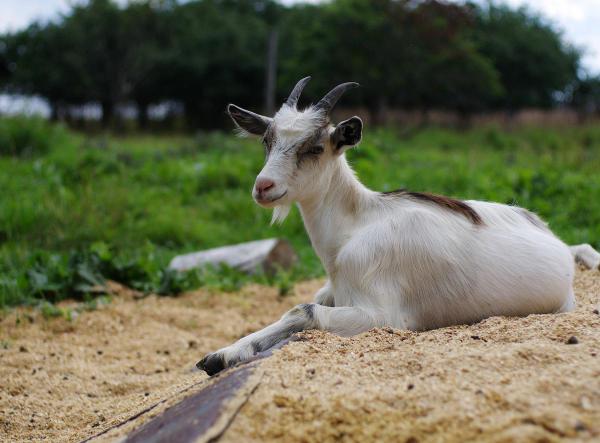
[264,29,278,115]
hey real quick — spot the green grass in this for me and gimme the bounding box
[1,118,600,308]
[0,117,70,158]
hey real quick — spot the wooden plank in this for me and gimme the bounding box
[124,365,261,443]
[119,338,296,443]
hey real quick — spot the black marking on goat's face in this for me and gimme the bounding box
[263,123,328,170]
[295,129,327,167]
[268,130,320,167]
[262,125,276,157]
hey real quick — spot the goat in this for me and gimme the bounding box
[197,77,600,376]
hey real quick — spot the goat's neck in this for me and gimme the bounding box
[297,155,371,273]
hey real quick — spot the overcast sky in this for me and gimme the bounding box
[1,0,599,74]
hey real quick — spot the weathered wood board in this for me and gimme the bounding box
[82,339,296,443]
[169,238,297,275]
[123,364,261,443]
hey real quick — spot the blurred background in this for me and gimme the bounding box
[1,0,599,310]
[2,0,600,127]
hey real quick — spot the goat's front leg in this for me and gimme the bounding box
[313,280,335,306]
[197,304,379,375]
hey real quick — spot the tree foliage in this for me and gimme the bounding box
[472,3,580,110]
[0,0,587,128]
[570,76,600,117]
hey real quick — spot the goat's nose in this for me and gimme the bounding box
[255,178,275,194]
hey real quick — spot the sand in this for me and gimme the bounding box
[0,280,320,442]
[1,269,599,442]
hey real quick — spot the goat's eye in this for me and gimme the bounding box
[307,146,324,155]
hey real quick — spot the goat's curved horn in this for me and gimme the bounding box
[285,76,311,108]
[315,82,360,114]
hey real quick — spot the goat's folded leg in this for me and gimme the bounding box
[570,244,600,270]
[313,280,335,306]
[197,304,379,375]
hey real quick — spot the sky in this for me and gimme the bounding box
[0,0,599,74]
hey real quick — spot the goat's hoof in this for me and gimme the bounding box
[196,353,226,376]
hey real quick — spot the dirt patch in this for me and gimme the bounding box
[0,280,320,442]
[1,270,600,442]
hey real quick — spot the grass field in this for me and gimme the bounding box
[1,117,600,308]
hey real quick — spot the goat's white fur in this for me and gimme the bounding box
[199,100,599,374]
[570,244,600,270]
[274,104,325,133]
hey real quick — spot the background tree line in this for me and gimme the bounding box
[0,0,598,129]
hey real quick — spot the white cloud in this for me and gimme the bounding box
[500,0,600,74]
[0,0,127,32]
[504,0,586,22]
[505,0,586,22]
[0,0,71,31]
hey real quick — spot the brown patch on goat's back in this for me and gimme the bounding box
[382,189,483,225]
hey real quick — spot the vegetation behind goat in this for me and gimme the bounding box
[1,118,600,308]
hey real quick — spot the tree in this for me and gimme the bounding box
[472,3,580,110]
[3,23,90,119]
[570,76,600,119]
[393,0,502,119]
[0,0,587,129]
[279,0,502,121]
[280,0,424,119]
[413,2,502,117]
[166,0,277,128]
[61,0,131,126]
[0,35,10,91]
[122,1,177,128]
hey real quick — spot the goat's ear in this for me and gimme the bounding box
[227,104,271,136]
[331,116,362,152]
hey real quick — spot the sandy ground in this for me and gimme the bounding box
[0,280,320,442]
[1,269,599,442]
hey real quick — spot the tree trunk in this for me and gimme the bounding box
[457,109,473,130]
[419,108,430,128]
[50,102,60,122]
[101,100,114,128]
[137,101,149,130]
[373,96,388,126]
[264,29,279,115]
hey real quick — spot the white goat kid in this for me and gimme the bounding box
[197,77,600,375]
